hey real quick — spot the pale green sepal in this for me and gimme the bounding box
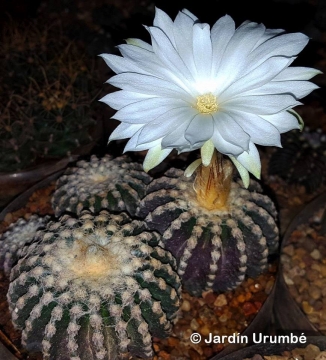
[125,38,153,51]
[229,156,250,188]
[288,109,304,131]
[143,145,172,172]
[184,159,202,177]
[200,140,215,166]
[125,38,141,46]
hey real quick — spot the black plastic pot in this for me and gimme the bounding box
[0,170,65,360]
[0,157,74,209]
[216,336,326,360]
[273,191,326,336]
[0,169,64,222]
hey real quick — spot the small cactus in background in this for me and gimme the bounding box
[137,168,279,296]
[7,210,181,360]
[0,19,99,172]
[268,127,326,193]
[51,155,152,217]
[0,214,50,277]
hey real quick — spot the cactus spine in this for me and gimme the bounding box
[7,210,181,360]
[0,215,50,277]
[137,168,279,296]
[51,155,152,218]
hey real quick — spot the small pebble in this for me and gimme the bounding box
[302,300,314,314]
[214,294,227,307]
[311,249,322,260]
[181,300,191,312]
[281,207,326,335]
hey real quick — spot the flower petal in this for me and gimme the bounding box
[108,73,191,100]
[253,28,285,49]
[143,144,172,172]
[218,57,292,101]
[153,7,176,46]
[109,123,143,141]
[173,10,197,75]
[162,120,194,149]
[180,8,198,21]
[229,155,250,188]
[118,43,195,92]
[228,111,281,147]
[184,159,202,177]
[147,26,195,89]
[123,129,141,152]
[193,23,212,80]
[260,111,301,133]
[99,91,154,111]
[201,140,215,166]
[273,67,322,81]
[210,127,244,156]
[124,133,162,152]
[243,80,319,99]
[236,142,261,179]
[214,22,266,92]
[211,15,235,77]
[185,114,214,146]
[212,112,250,150]
[125,38,153,51]
[118,44,160,69]
[99,53,150,75]
[136,107,195,145]
[99,8,318,174]
[248,32,309,68]
[222,94,301,115]
[113,97,189,124]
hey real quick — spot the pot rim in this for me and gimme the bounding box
[274,191,326,336]
[0,169,64,222]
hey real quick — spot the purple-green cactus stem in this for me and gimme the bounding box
[136,168,279,296]
[7,210,181,360]
[51,155,152,218]
[0,214,50,277]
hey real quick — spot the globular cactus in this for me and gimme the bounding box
[269,127,326,192]
[0,214,50,277]
[136,168,279,296]
[7,210,181,360]
[51,155,152,217]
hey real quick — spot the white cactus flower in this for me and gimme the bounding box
[100,8,320,187]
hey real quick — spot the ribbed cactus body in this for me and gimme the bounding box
[51,155,152,217]
[137,168,279,296]
[7,210,181,360]
[0,215,50,277]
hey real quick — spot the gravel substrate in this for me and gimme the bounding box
[281,207,326,333]
[0,184,277,359]
[153,269,276,359]
[244,343,326,360]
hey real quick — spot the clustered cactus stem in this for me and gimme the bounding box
[51,155,152,217]
[0,215,50,277]
[7,210,181,360]
[194,151,233,211]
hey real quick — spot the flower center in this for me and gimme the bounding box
[196,93,218,114]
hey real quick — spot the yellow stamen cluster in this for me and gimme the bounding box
[196,93,218,114]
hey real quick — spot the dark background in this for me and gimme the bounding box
[1,0,325,159]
